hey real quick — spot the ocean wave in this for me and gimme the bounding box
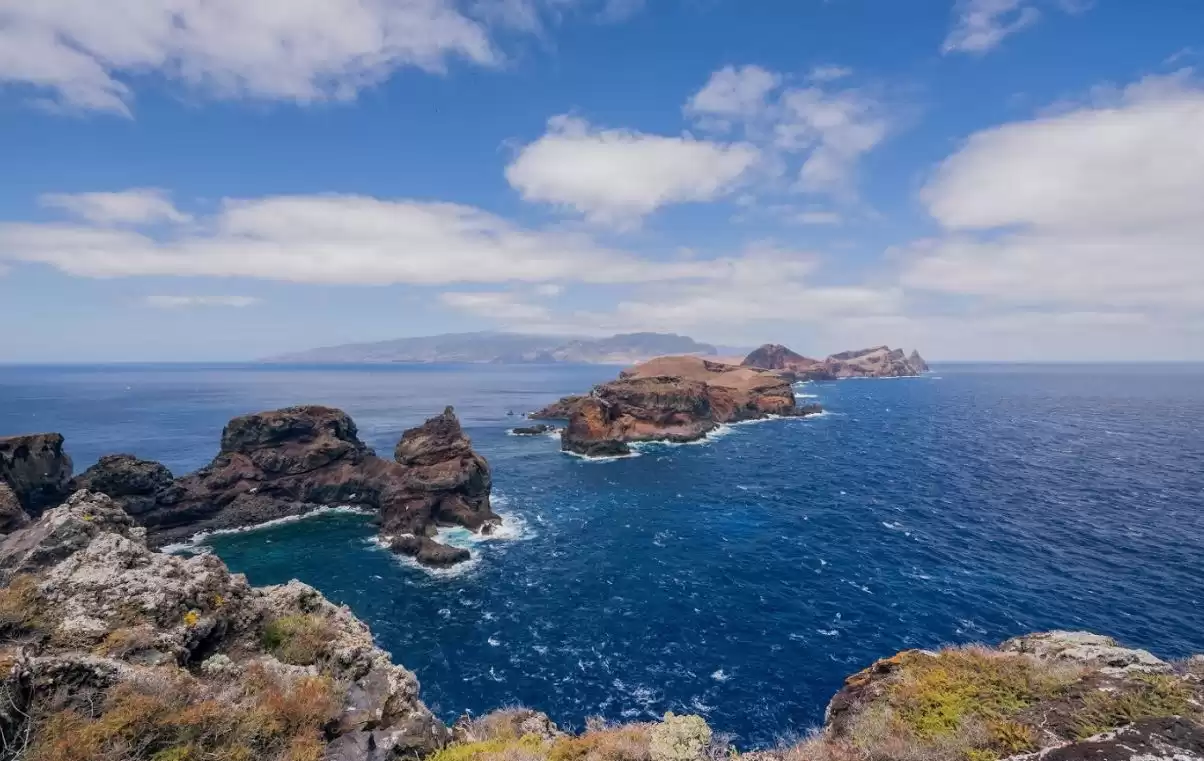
[366,534,483,579]
[160,505,374,554]
[562,449,643,463]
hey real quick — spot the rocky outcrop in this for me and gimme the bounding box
[1004,717,1204,760]
[0,433,73,518]
[59,406,496,567]
[741,344,928,380]
[0,491,447,759]
[529,395,586,420]
[999,630,1169,675]
[511,424,557,436]
[548,356,821,456]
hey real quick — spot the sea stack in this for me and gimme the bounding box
[544,355,822,456]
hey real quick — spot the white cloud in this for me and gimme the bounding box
[942,0,1041,54]
[0,0,499,115]
[809,65,853,83]
[688,64,890,201]
[505,115,760,223]
[439,290,552,322]
[0,189,731,284]
[685,65,781,120]
[40,189,191,225]
[904,71,1204,312]
[144,295,261,308]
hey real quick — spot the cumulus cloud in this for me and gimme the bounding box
[144,295,260,308]
[688,64,890,201]
[505,115,760,223]
[1,0,648,115]
[40,189,191,225]
[903,71,1204,312]
[0,189,730,284]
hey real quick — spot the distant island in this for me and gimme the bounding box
[266,331,749,365]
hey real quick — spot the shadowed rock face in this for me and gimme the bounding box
[741,344,833,381]
[549,356,821,456]
[0,433,73,518]
[59,406,496,567]
[0,483,29,534]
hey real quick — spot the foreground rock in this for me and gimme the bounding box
[0,491,447,760]
[63,406,498,567]
[0,432,73,521]
[741,343,928,380]
[541,356,822,456]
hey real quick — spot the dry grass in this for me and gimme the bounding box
[0,574,49,634]
[1073,674,1196,739]
[26,664,342,761]
[432,719,654,761]
[95,625,158,658]
[260,614,339,667]
[549,722,654,761]
[457,708,545,742]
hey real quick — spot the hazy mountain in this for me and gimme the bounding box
[266,332,721,365]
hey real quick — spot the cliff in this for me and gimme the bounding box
[1,498,1200,761]
[742,344,929,380]
[61,406,499,567]
[538,356,821,457]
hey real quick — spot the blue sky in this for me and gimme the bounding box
[1,0,1202,362]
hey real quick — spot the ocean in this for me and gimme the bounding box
[1,362,1202,746]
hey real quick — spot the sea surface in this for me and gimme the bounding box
[2,362,1203,746]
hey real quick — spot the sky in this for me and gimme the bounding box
[1,0,1202,362]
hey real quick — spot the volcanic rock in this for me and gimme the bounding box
[0,491,448,758]
[511,424,556,436]
[552,356,821,456]
[908,349,930,373]
[741,344,834,381]
[0,433,73,516]
[742,343,928,380]
[71,405,497,567]
[529,395,586,420]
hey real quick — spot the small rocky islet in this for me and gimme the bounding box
[3,347,1200,761]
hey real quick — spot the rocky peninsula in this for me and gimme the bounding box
[742,344,929,381]
[1,496,1200,761]
[2,406,498,568]
[531,356,822,457]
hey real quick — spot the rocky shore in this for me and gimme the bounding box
[1,497,1200,761]
[2,405,498,568]
[742,344,929,381]
[531,356,822,457]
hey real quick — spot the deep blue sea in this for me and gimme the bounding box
[2,363,1203,746]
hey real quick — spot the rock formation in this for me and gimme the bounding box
[57,406,498,567]
[0,432,73,520]
[741,344,929,380]
[528,395,586,420]
[511,424,557,436]
[0,483,30,534]
[541,356,822,456]
[0,491,447,760]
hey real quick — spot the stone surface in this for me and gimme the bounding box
[553,356,821,456]
[1000,630,1169,674]
[0,433,73,516]
[71,454,178,518]
[511,424,556,436]
[0,492,449,757]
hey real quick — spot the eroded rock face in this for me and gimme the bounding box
[552,356,821,456]
[72,406,496,567]
[0,491,448,758]
[1002,717,1204,760]
[511,424,556,436]
[528,395,586,420]
[0,433,73,516]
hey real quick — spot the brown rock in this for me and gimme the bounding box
[742,344,834,381]
[528,395,586,420]
[0,483,30,534]
[0,433,74,516]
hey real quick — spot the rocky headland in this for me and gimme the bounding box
[532,356,822,457]
[4,405,498,568]
[1,498,1200,761]
[742,344,929,381]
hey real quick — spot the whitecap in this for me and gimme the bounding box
[561,449,643,463]
[710,669,730,682]
[487,636,501,647]
[366,534,482,579]
[817,629,839,637]
[883,521,904,531]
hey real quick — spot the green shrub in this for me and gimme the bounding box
[1074,674,1195,738]
[260,614,337,666]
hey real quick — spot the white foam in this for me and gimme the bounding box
[161,505,374,554]
[710,669,730,682]
[367,534,482,579]
[562,449,642,463]
[817,629,839,637]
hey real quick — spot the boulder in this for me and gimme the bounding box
[999,630,1169,675]
[0,433,73,516]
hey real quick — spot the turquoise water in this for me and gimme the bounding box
[2,362,1202,745]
